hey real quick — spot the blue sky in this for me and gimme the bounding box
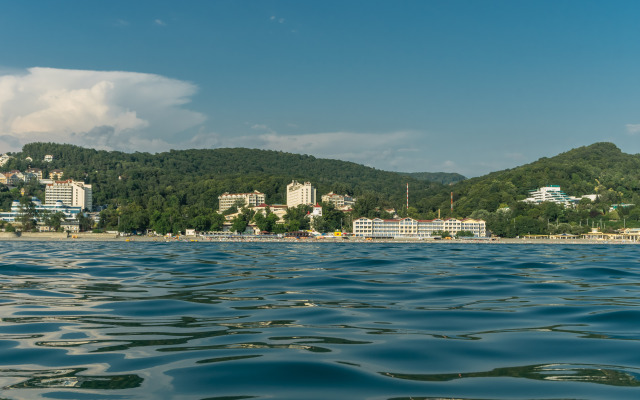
[1,0,640,177]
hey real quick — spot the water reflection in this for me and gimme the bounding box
[381,363,640,386]
[1,368,142,389]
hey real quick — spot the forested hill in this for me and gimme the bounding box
[5,142,445,209]
[400,172,466,185]
[5,141,640,237]
[419,142,640,219]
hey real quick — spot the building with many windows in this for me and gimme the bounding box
[523,185,574,205]
[286,180,316,208]
[321,192,356,208]
[353,217,486,238]
[218,191,266,212]
[45,180,93,210]
[0,198,82,223]
[522,185,597,207]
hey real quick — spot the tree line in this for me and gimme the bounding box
[4,141,640,236]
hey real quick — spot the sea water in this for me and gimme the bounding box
[0,242,639,399]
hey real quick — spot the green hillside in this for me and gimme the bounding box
[421,142,640,236]
[3,141,639,237]
[400,172,466,185]
[2,142,446,233]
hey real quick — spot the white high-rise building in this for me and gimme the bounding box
[286,180,316,208]
[45,180,93,210]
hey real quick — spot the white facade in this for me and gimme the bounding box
[523,185,598,206]
[45,180,93,210]
[0,198,82,223]
[523,186,574,205]
[287,180,316,208]
[353,217,486,238]
[218,191,266,212]
[0,154,11,166]
[321,192,356,208]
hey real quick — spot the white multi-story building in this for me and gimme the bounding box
[523,185,574,205]
[522,185,598,206]
[353,217,486,238]
[0,198,82,223]
[218,190,266,212]
[321,192,356,208]
[286,180,316,208]
[45,180,93,210]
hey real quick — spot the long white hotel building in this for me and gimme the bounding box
[218,190,266,212]
[353,217,486,238]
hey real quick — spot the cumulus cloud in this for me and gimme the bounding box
[0,67,205,152]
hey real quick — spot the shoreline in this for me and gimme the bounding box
[0,232,636,244]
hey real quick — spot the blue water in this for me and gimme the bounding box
[1,242,639,399]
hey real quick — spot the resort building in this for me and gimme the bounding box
[523,186,574,205]
[287,180,316,208]
[218,190,266,212]
[353,217,486,239]
[252,203,288,222]
[0,197,82,223]
[45,180,93,210]
[49,169,64,180]
[25,168,43,180]
[44,154,54,162]
[321,192,356,208]
[0,172,21,186]
[522,185,597,207]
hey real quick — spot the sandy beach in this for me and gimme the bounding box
[0,231,636,244]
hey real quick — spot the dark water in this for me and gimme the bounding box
[1,242,639,399]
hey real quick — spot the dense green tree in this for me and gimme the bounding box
[18,197,37,231]
[41,210,65,231]
[313,203,345,233]
[230,207,255,234]
[283,204,311,231]
[77,213,94,232]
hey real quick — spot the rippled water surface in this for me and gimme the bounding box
[1,242,639,399]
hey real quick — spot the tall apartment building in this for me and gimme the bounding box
[45,180,93,210]
[218,190,266,212]
[286,180,316,208]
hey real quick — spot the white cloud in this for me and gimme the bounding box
[270,15,285,24]
[626,124,640,135]
[154,19,166,26]
[0,67,205,152]
[200,130,423,171]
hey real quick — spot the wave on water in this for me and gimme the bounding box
[0,242,639,399]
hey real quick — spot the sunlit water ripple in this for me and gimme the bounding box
[0,242,639,399]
